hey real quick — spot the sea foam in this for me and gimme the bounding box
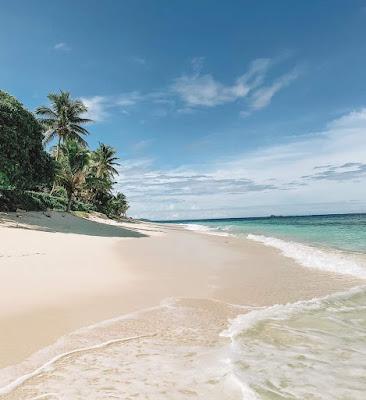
[247,233,366,278]
[221,284,366,339]
[180,223,231,237]
[220,285,366,400]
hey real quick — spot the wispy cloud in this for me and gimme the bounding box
[80,96,109,122]
[117,168,276,198]
[117,91,143,107]
[80,92,143,121]
[302,162,366,182]
[247,68,300,112]
[171,58,271,107]
[80,56,298,119]
[326,108,366,130]
[53,42,71,51]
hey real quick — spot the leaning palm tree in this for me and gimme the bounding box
[92,143,120,179]
[57,140,90,212]
[36,91,91,161]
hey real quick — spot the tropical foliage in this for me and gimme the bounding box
[57,140,90,211]
[0,90,55,190]
[36,91,91,159]
[92,143,119,179]
[0,90,129,219]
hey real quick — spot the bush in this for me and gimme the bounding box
[0,189,95,212]
[0,91,55,190]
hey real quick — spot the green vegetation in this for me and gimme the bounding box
[0,90,129,219]
[0,91,55,190]
[36,91,91,159]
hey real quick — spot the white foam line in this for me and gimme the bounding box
[0,333,157,396]
[221,355,260,400]
[229,372,261,400]
[247,233,366,279]
[219,285,366,399]
[180,223,231,237]
[221,285,366,339]
[165,295,264,311]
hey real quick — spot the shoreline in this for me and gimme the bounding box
[0,212,362,382]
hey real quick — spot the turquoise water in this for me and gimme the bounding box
[168,214,366,253]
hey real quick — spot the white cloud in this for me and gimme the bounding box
[172,74,240,107]
[117,91,143,107]
[115,108,366,220]
[80,96,109,122]
[53,42,71,51]
[79,57,297,119]
[326,108,366,130]
[248,68,300,111]
[171,58,272,107]
[80,92,143,121]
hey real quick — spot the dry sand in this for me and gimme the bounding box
[0,211,360,371]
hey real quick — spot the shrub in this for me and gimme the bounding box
[0,189,95,212]
[0,91,55,190]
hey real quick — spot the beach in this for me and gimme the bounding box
[0,212,364,399]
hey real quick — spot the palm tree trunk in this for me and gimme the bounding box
[67,193,73,212]
[55,136,61,161]
[50,137,62,195]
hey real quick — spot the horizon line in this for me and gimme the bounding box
[151,211,366,223]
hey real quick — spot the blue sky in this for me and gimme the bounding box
[2,0,366,219]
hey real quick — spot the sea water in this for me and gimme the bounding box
[1,214,366,399]
[179,214,366,278]
[177,213,366,252]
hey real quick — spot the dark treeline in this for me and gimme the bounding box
[0,90,128,219]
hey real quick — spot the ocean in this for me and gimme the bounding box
[1,214,365,399]
[178,213,366,278]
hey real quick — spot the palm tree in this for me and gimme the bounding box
[84,172,113,204]
[36,91,91,161]
[112,192,129,218]
[57,140,90,212]
[92,143,120,179]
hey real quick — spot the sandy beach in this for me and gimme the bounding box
[0,211,362,398]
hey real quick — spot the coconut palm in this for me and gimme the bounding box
[84,172,114,204]
[92,143,120,179]
[57,140,90,212]
[36,91,91,161]
[111,192,129,218]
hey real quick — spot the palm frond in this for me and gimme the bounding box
[37,91,91,150]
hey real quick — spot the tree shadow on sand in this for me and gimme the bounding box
[0,211,147,238]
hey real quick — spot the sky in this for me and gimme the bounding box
[1,0,366,220]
